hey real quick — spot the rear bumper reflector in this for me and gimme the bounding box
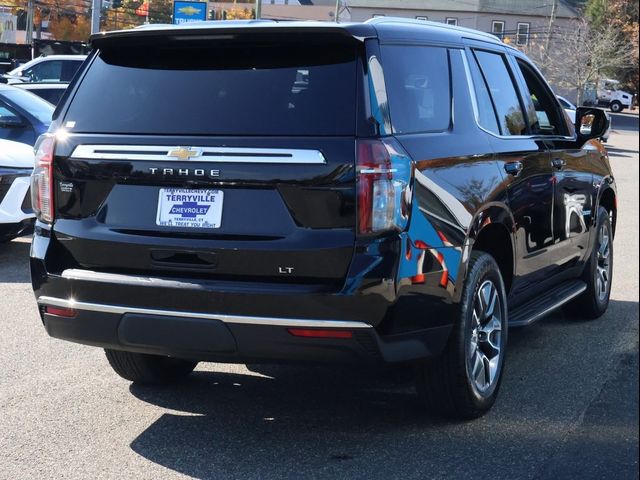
[44,306,77,318]
[287,328,354,339]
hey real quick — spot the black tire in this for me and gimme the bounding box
[565,206,613,319]
[416,251,508,420]
[610,101,623,113]
[104,349,197,384]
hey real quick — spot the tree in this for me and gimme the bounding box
[584,0,639,96]
[526,18,636,104]
[585,0,608,29]
[606,0,639,96]
[47,15,91,41]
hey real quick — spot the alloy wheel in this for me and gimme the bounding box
[468,280,503,393]
[596,224,612,302]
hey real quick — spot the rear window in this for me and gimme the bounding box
[65,41,358,136]
[380,46,451,134]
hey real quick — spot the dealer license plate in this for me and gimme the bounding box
[156,188,223,229]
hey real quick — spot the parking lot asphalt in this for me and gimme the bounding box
[1,128,638,480]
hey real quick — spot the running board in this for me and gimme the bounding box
[509,280,587,327]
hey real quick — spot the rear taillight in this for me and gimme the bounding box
[31,134,55,223]
[356,139,413,235]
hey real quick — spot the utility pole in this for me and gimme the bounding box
[91,0,101,34]
[545,0,557,52]
[255,0,261,19]
[26,0,34,44]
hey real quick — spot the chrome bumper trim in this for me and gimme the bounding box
[37,296,372,329]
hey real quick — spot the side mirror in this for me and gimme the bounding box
[575,107,609,142]
[0,117,26,128]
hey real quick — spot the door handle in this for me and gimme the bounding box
[504,161,523,176]
[552,158,566,170]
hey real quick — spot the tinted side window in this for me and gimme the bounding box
[515,59,568,136]
[466,51,500,135]
[381,46,451,134]
[25,61,63,82]
[473,50,526,136]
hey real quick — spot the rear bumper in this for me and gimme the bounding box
[31,227,457,365]
[36,295,451,365]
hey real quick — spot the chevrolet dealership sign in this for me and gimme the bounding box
[173,1,207,24]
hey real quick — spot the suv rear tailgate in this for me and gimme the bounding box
[49,33,364,287]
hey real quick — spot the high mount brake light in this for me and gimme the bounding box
[356,139,413,235]
[31,134,55,223]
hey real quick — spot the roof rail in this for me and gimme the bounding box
[365,16,502,44]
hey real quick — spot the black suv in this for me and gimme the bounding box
[30,19,616,419]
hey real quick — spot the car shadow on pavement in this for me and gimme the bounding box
[0,237,31,283]
[128,362,457,478]
[128,299,638,479]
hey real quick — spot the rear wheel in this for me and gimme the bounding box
[105,349,197,384]
[416,252,508,419]
[610,101,623,113]
[566,206,613,319]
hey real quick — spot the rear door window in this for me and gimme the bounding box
[473,50,527,136]
[466,51,500,135]
[381,46,451,134]
[65,42,358,136]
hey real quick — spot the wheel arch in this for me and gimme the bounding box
[598,185,617,237]
[456,203,516,299]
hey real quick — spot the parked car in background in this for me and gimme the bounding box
[0,84,54,145]
[0,139,34,242]
[31,19,616,420]
[583,79,633,113]
[558,95,610,142]
[13,82,69,106]
[1,55,86,84]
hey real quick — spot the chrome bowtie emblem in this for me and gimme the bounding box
[168,147,202,160]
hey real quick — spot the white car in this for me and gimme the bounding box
[0,139,35,242]
[3,55,86,84]
[557,95,611,143]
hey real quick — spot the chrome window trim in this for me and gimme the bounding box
[70,145,327,164]
[459,50,576,143]
[37,296,373,329]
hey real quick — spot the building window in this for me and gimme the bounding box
[372,14,385,18]
[446,17,458,26]
[416,16,428,21]
[517,22,530,46]
[492,21,505,40]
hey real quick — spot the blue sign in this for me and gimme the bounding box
[173,1,207,24]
